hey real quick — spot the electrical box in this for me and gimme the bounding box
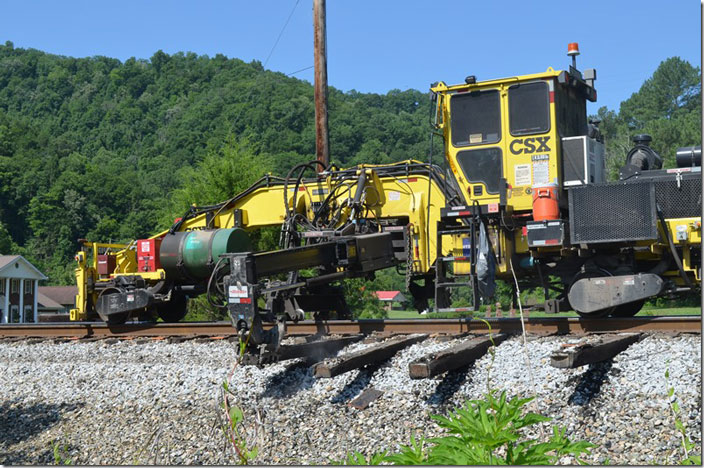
[526,220,566,247]
[137,238,162,272]
[561,136,605,186]
[97,254,116,276]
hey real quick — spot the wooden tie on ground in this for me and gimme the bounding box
[241,335,364,366]
[313,334,428,378]
[349,388,383,410]
[550,333,641,368]
[408,333,508,379]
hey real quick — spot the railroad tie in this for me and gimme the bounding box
[550,333,642,368]
[167,335,200,344]
[78,336,108,343]
[313,333,428,378]
[239,335,365,366]
[408,333,508,379]
[22,338,49,345]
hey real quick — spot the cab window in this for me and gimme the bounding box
[555,85,588,137]
[450,89,500,147]
[508,82,550,136]
[456,147,503,194]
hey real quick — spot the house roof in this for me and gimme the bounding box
[0,255,48,280]
[38,286,77,306]
[0,255,20,270]
[37,292,64,310]
[374,291,407,302]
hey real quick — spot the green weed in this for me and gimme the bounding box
[338,390,593,465]
[665,365,701,465]
[218,332,259,465]
[50,440,73,465]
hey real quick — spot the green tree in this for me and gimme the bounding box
[166,137,272,212]
[0,222,14,254]
[343,277,387,319]
[595,57,701,173]
[620,57,701,126]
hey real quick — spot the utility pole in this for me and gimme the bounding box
[313,0,329,171]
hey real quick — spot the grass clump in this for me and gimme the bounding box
[218,333,259,465]
[339,390,594,465]
[50,440,73,465]
[665,366,701,465]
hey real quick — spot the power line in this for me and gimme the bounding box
[287,65,314,76]
[263,0,301,68]
[227,0,302,137]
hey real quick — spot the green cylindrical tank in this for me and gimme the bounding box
[160,228,252,282]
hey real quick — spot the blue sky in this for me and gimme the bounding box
[0,1,700,114]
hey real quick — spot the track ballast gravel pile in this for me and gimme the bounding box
[0,333,700,465]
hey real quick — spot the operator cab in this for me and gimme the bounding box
[431,42,599,215]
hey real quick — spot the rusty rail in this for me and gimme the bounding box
[0,316,700,339]
[0,322,237,338]
[284,316,701,335]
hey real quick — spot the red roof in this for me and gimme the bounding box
[374,291,402,301]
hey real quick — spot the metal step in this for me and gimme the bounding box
[437,228,475,236]
[436,307,475,313]
[440,256,471,262]
[435,282,474,288]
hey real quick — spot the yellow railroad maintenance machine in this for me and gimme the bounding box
[72,44,701,355]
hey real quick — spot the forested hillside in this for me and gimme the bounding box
[0,41,429,282]
[0,41,699,284]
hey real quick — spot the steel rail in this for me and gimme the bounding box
[284,316,702,335]
[0,316,700,339]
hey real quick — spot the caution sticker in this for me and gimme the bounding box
[514,164,531,186]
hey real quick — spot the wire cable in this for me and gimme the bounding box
[287,65,314,76]
[509,256,544,438]
[263,0,301,68]
[225,0,302,137]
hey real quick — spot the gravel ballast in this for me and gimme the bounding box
[0,333,700,465]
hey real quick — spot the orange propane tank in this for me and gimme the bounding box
[531,184,560,221]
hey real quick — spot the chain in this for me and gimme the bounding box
[405,223,414,292]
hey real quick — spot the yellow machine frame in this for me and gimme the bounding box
[72,61,701,321]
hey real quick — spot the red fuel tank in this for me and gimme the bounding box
[532,184,560,221]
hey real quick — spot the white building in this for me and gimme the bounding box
[0,255,48,323]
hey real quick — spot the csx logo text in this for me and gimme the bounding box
[509,137,551,155]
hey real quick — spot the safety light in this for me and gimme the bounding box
[567,42,580,70]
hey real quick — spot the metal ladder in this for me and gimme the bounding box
[434,211,480,313]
